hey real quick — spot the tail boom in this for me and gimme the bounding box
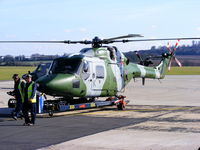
[124,53,171,84]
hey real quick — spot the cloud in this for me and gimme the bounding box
[64,28,87,33]
[79,27,87,32]
[64,29,72,33]
[197,27,200,31]
[34,33,41,37]
[5,34,17,39]
[151,25,157,29]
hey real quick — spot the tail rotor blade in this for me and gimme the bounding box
[168,58,173,71]
[173,40,180,52]
[167,42,172,53]
[174,57,182,67]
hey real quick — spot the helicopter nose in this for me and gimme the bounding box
[36,74,75,96]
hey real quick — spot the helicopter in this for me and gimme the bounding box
[1,34,200,106]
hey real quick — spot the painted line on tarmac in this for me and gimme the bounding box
[72,106,200,116]
[50,106,200,117]
[126,107,195,112]
[3,106,198,119]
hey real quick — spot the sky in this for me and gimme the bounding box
[0,0,200,56]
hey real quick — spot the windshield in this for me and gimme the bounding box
[35,63,51,73]
[49,58,81,74]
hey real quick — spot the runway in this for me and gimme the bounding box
[0,75,200,150]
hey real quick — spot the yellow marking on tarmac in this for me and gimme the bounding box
[125,107,193,112]
[0,118,17,121]
[77,106,199,116]
[37,106,200,117]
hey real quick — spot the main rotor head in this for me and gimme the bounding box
[0,34,143,48]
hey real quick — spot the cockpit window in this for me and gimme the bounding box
[80,48,94,56]
[80,48,91,53]
[83,61,89,72]
[96,65,104,78]
[49,58,81,74]
[36,64,48,73]
[81,61,90,80]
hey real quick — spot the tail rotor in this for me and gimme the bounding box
[167,40,182,70]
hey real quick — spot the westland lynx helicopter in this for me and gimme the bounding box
[1,34,200,111]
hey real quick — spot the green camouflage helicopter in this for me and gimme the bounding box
[1,35,200,110]
[32,35,196,99]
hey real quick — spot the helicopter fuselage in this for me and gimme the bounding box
[36,46,127,98]
[36,46,170,99]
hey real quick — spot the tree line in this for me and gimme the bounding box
[0,54,60,66]
[124,41,200,66]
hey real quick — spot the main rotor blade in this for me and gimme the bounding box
[134,51,143,62]
[0,40,91,44]
[114,37,200,43]
[103,34,143,41]
[1,37,200,45]
[0,41,65,43]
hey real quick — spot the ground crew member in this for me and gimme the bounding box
[11,74,25,120]
[23,74,37,126]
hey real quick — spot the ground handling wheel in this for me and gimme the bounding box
[8,98,17,108]
[114,95,126,110]
[116,103,125,110]
[43,100,57,117]
[48,110,54,117]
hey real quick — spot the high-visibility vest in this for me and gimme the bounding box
[18,81,24,103]
[26,82,37,103]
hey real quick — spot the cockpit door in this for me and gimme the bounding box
[81,59,106,96]
[91,63,105,91]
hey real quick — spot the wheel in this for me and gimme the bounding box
[8,99,17,108]
[49,110,53,117]
[88,97,95,102]
[117,103,125,110]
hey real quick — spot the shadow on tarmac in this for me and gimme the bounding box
[0,115,144,150]
[0,105,200,150]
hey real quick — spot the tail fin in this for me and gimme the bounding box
[156,53,171,79]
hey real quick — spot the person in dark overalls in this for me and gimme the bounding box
[22,74,37,126]
[11,74,25,120]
